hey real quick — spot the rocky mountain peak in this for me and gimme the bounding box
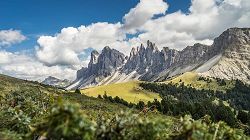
[103,46,111,51]
[69,28,250,89]
[91,50,99,56]
[124,40,165,78]
[212,28,250,53]
[129,47,138,59]
[46,76,58,81]
[161,47,179,67]
[42,76,71,88]
[93,47,125,76]
[201,28,250,83]
[137,44,145,52]
[71,47,127,89]
[89,50,99,66]
[162,47,170,52]
[146,40,158,51]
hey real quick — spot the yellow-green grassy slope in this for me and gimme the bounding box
[164,72,235,92]
[0,74,168,121]
[0,74,136,119]
[81,81,161,103]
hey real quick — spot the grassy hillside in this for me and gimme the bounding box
[0,74,132,117]
[164,72,235,92]
[0,74,164,120]
[0,74,249,140]
[81,81,161,103]
[0,74,64,96]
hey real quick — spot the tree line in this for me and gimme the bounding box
[139,80,250,135]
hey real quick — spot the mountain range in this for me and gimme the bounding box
[42,76,71,88]
[67,28,250,89]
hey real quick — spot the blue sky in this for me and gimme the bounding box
[0,0,190,53]
[0,0,249,80]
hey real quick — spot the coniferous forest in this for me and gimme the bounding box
[139,80,250,135]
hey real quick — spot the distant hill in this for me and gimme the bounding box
[42,76,71,88]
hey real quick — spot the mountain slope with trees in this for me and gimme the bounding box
[1,74,250,139]
[139,79,250,135]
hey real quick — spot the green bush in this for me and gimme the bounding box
[0,108,31,134]
[75,89,81,94]
[95,111,171,140]
[1,90,250,140]
[0,91,53,135]
[0,130,23,140]
[172,115,248,140]
[32,101,95,140]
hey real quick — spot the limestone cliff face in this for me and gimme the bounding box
[76,50,99,80]
[67,28,250,89]
[95,46,126,77]
[69,46,126,89]
[123,41,165,79]
[201,28,250,83]
[161,47,180,68]
[178,43,210,65]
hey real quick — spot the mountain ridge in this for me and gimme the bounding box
[42,76,71,88]
[67,28,250,89]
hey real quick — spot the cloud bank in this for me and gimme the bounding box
[36,23,127,66]
[0,51,76,81]
[35,0,250,67]
[122,0,168,33]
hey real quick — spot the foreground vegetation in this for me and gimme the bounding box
[0,91,248,140]
[0,74,249,139]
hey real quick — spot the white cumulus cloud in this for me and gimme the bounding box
[0,51,12,64]
[135,0,250,49]
[36,22,131,66]
[122,0,168,33]
[0,29,26,46]
[0,51,76,81]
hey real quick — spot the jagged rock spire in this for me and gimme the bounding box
[69,28,250,89]
[89,50,99,66]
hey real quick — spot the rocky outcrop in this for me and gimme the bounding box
[68,28,250,89]
[96,46,126,76]
[201,28,250,83]
[68,46,126,89]
[151,43,211,81]
[76,50,99,80]
[123,41,165,79]
[42,76,71,88]
[161,47,180,68]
